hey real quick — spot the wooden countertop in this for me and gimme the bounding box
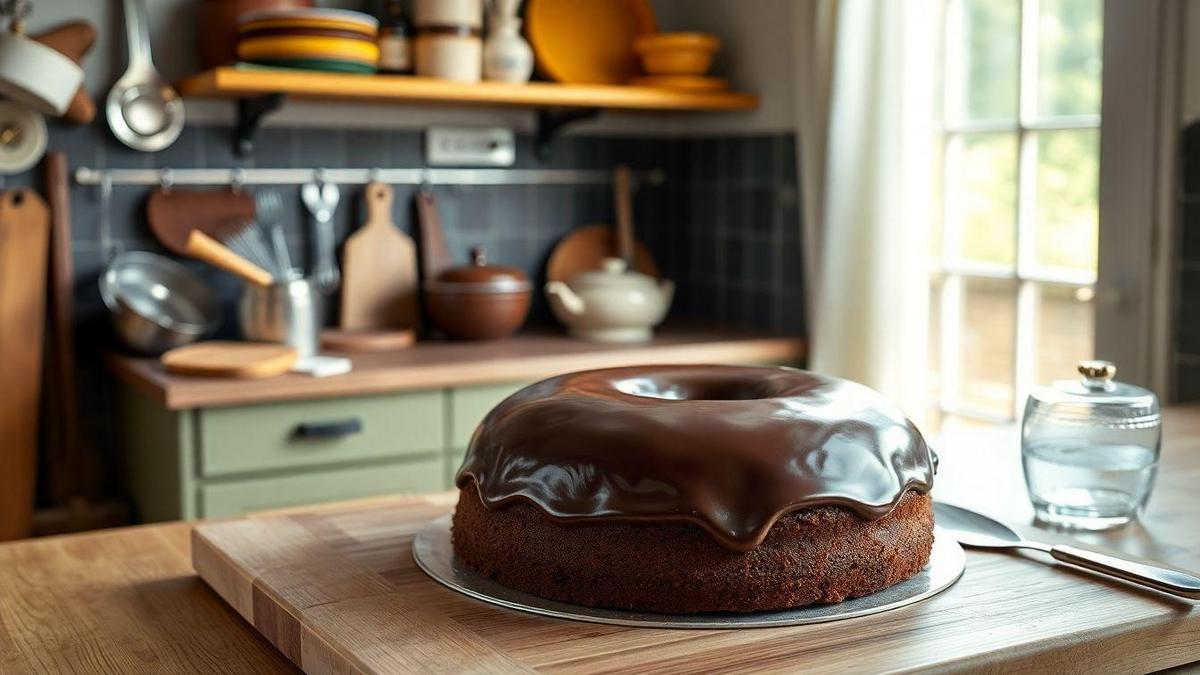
[108,324,808,410]
[2,410,1198,673]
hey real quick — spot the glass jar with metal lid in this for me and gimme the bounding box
[1021,360,1161,530]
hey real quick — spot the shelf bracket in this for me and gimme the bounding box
[234,93,286,157]
[535,108,600,162]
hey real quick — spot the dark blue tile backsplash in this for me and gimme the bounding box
[5,118,804,502]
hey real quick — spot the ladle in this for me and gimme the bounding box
[106,0,183,152]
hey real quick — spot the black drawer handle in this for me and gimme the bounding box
[293,419,363,439]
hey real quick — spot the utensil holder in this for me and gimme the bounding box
[239,277,321,358]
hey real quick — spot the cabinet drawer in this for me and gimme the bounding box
[198,456,443,518]
[198,391,444,477]
[449,381,530,448]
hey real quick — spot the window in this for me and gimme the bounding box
[930,0,1103,428]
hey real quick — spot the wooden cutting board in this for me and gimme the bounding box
[146,189,256,255]
[339,182,419,333]
[0,188,50,541]
[192,485,1200,674]
[162,341,298,378]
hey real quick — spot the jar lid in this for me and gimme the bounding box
[1026,360,1159,426]
[569,257,659,292]
[428,246,531,293]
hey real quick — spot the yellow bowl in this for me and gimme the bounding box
[633,32,720,76]
[238,35,380,63]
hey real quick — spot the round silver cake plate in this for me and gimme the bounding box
[412,515,965,629]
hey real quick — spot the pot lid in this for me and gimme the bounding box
[569,257,660,291]
[434,246,529,286]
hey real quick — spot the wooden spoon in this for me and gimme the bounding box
[185,230,273,286]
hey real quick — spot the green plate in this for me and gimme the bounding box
[246,58,377,74]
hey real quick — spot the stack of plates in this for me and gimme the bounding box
[237,8,380,74]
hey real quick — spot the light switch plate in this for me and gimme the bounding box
[425,127,516,167]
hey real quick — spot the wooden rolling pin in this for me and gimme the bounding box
[186,230,274,286]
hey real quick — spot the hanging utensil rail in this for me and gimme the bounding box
[74,167,666,188]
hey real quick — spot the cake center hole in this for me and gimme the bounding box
[615,376,773,401]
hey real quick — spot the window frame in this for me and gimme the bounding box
[936,0,1103,422]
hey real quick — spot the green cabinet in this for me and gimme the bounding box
[120,382,528,522]
[199,458,444,517]
[198,392,444,477]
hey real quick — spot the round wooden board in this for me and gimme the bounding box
[161,341,298,378]
[546,224,659,283]
[321,329,416,352]
[526,0,656,85]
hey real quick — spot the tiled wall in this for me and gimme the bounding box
[6,120,804,503]
[1176,120,1200,400]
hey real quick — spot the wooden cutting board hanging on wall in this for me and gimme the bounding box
[0,188,51,541]
[146,188,256,255]
[337,182,419,339]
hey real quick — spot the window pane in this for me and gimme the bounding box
[1036,0,1103,118]
[942,276,1016,417]
[945,0,1020,124]
[928,280,944,429]
[1032,129,1099,275]
[1033,283,1094,386]
[945,133,1018,267]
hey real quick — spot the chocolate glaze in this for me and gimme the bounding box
[455,365,935,552]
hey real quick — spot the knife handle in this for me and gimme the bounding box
[1051,544,1200,599]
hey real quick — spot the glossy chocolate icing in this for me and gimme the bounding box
[455,365,935,552]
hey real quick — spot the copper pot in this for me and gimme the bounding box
[424,246,531,340]
[196,0,314,68]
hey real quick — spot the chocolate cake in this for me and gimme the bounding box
[452,365,936,614]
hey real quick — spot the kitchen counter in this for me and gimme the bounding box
[108,323,808,410]
[2,409,1199,672]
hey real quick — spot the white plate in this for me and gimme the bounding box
[413,515,965,629]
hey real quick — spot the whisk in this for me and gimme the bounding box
[215,218,284,280]
[255,189,295,278]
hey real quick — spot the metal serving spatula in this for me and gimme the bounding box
[935,502,1200,600]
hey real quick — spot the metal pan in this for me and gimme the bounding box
[100,251,221,354]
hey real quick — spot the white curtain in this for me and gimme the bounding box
[798,0,938,422]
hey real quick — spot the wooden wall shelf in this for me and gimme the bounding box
[176,66,760,157]
[177,66,758,111]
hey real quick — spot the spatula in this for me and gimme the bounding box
[935,502,1200,599]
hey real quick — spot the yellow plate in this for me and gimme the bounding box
[526,0,656,85]
[239,18,378,37]
[629,75,729,91]
[238,36,380,62]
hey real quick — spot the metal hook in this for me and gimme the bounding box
[158,168,173,194]
[368,167,383,184]
[419,168,433,196]
[314,167,327,186]
[230,167,246,193]
[99,172,115,262]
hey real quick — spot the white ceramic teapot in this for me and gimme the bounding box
[545,258,674,343]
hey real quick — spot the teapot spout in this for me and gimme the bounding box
[545,281,585,316]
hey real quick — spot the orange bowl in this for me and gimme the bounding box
[633,32,720,76]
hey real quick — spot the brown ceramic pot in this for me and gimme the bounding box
[196,0,314,68]
[424,246,531,340]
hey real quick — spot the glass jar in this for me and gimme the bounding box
[1021,360,1161,530]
